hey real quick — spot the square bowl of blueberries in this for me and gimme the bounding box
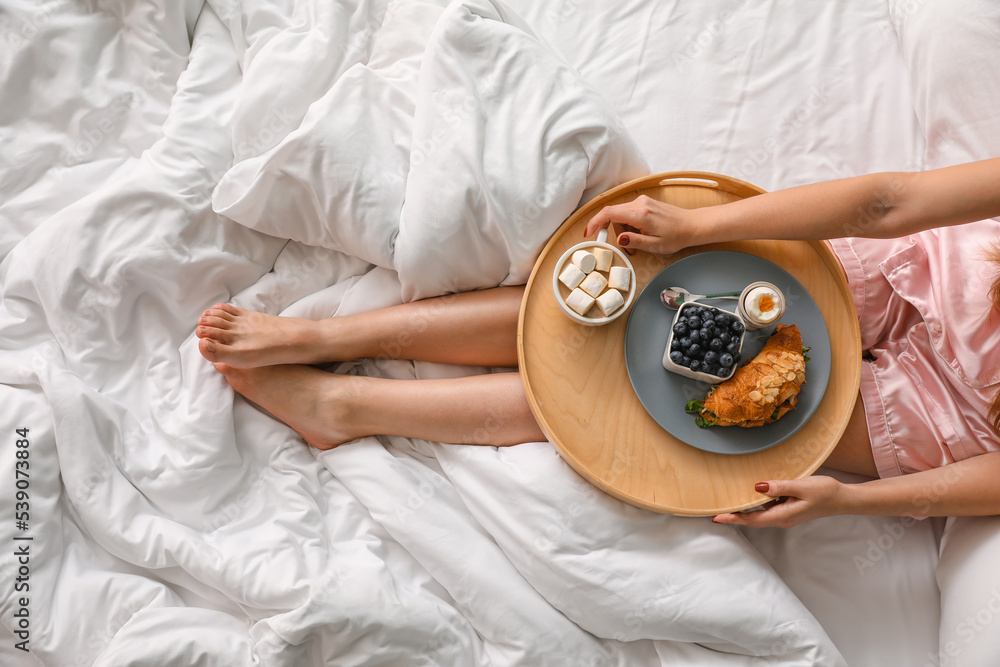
[661,302,746,383]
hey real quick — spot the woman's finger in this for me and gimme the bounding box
[753,479,812,499]
[713,501,802,529]
[584,200,650,238]
[616,230,662,253]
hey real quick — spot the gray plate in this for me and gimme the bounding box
[624,251,832,455]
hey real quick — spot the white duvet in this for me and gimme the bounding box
[0,0,850,664]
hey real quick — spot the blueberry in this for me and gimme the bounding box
[670,338,683,351]
[704,350,718,365]
[679,337,692,350]
[689,330,701,344]
[687,316,702,330]
[669,350,684,365]
[689,359,702,372]
[681,355,692,366]
[732,352,742,364]
[706,364,722,376]
[673,321,689,336]
[703,317,715,330]
[714,313,729,327]
[730,320,745,334]
[719,332,732,345]
[699,327,712,340]
[688,343,702,357]
[709,337,723,351]
[725,342,739,354]
[719,352,733,367]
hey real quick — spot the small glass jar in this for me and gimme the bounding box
[737,281,786,330]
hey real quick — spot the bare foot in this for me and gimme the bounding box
[214,362,361,449]
[196,303,334,368]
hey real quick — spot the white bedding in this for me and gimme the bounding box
[2,1,999,665]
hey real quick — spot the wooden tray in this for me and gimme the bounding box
[517,172,862,516]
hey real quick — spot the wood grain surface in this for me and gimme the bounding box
[517,172,862,515]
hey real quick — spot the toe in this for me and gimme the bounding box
[197,326,235,345]
[199,337,220,361]
[215,303,241,316]
[206,308,236,323]
[199,315,233,330]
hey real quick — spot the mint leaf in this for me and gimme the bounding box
[684,399,705,414]
[695,414,715,429]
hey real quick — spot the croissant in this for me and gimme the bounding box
[694,324,806,427]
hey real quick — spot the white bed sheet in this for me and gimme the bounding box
[2,1,999,666]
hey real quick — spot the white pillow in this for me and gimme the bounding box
[213,1,444,270]
[890,0,1000,167]
[213,0,648,298]
[393,0,647,299]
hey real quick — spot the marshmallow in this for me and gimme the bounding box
[608,266,631,292]
[579,271,608,298]
[571,250,597,274]
[593,247,613,272]
[558,263,586,290]
[566,288,595,315]
[596,288,625,316]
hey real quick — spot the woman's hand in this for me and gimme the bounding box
[712,476,851,528]
[583,195,702,255]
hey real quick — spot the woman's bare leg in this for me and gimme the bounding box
[196,286,524,368]
[214,362,545,448]
[822,392,878,477]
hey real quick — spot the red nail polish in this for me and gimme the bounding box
[619,235,629,246]
[755,482,769,493]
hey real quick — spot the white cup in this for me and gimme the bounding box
[551,229,637,326]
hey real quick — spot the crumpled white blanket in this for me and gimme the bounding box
[0,0,845,664]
